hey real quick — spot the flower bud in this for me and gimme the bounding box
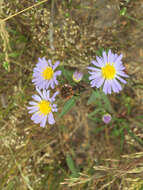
[102,114,112,124]
[72,71,83,83]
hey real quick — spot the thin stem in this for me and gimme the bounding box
[125,14,143,27]
[49,0,55,50]
[105,126,110,147]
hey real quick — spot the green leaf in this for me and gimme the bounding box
[17,35,27,43]
[139,183,143,190]
[96,48,110,57]
[60,65,73,83]
[96,48,104,57]
[87,90,101,105]
[88,108,104,117]
[5,180,15,190]
[94,125,106,134]
[135,115,143,119]
[82,73,89,82]
[58,96,76,118]
[112,127,123,137]
[101,91,114,113]
[3,61,9,71]
[65,12,70,17]
[66,154,79,177]
[120,7,127,16]
[120,130,125,152]
[9,52,20,58]
[87,90,114,113]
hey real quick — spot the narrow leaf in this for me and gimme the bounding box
[9,52,20,58]
[59,96,76,118]
[87,90,101,105]
[66,154,78,177]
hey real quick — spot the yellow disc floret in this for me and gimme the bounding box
[38,100,52,115]
[101,63,116,79]
[42,67,54,80]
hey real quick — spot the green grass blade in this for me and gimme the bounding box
[66,154,79,177]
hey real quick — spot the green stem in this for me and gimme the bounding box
[125,14,143,27]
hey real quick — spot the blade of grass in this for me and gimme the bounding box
[66,154,79,178]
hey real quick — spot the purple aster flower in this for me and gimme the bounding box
[102,114,112,124]
[32,58,61,90]
[72,71,83,83]
[27,88,59,127]
[88,50,129,94]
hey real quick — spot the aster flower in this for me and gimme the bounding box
[88,50,129,94]
[32,58,61,90]
[72,71,83,83]
[27,88,59,127]
[102,114,112,124]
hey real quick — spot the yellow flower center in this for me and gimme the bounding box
[38,100,52,115]
[101,63,116,79]
[42,67,54,80]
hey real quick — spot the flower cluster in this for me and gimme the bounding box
[28,58,61,127]
[28,50,129,128]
